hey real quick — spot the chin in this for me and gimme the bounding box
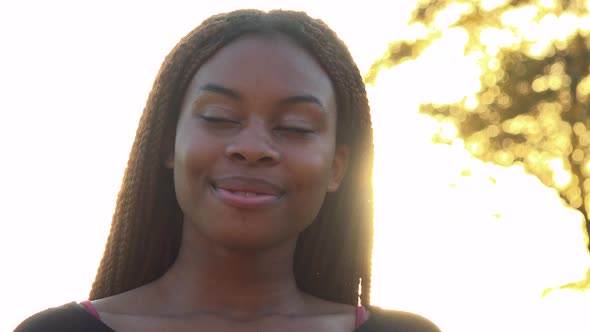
[183,206,312,253]
[212,231,296,253]
[203,216,300,252]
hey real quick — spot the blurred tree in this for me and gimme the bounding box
[367,0,590,288]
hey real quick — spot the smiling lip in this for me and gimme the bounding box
[212,176,284,209]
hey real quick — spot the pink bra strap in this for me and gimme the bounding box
[79,300,100,320]
[355,305,367,328]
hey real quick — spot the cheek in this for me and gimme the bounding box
[173,123,220,202]
[282,149,334,230]
[175,121,219,171]
[287,144,335,192]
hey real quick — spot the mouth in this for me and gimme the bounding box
[211,176,284,209]
[221,190,268,197]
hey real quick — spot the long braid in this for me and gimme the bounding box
[90,9,374,306]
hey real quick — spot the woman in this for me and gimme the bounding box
[16,9,440,332]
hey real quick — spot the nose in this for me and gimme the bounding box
[225,124,280,165]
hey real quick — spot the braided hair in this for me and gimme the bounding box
[89,9,374,306]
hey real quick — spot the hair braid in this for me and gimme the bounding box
[90,9,374,306]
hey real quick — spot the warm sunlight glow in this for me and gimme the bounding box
[408,28,482,105]
[4,1,590,332]
[501,6,539,27]
[480,0,510,11]
[432,3,473,30]
[368,1,590,331]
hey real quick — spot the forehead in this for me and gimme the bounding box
[184,33,335,107]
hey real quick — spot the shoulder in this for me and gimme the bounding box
[14,302,111,332]
[359,305,441,332]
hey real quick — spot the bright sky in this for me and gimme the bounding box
[2,1,590,331]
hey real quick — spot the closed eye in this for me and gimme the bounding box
[275,126,315,134]
[199,115,240,125]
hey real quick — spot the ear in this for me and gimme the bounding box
[161,120,178,170]
[327,144,349,192]
[164,153,174,169]
[159,131,176,169]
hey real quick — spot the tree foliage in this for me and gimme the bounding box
[368,0,590,260]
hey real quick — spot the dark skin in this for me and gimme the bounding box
[91,34,360,332]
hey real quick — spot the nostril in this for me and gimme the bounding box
[258,156,275,163]
[231,152,247,161]
[225,139,280,164]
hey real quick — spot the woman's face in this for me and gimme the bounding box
[171,34,348,251]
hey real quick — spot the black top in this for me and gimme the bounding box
[15,302,441,332]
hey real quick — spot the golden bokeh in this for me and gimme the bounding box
[368,0,590,330]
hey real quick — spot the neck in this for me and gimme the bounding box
[154,219,304,317]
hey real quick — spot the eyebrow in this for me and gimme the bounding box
[199,83,241,100]
[198,83,326,111]
[280,95,326,112]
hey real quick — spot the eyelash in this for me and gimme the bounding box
[276,126,315,134]
[199,115,240,125]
